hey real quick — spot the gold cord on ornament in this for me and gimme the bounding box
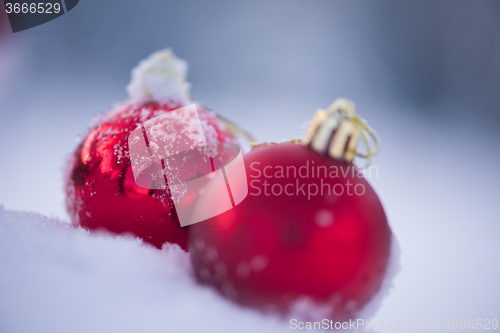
[250,138,301,150]
[303,98,380,166]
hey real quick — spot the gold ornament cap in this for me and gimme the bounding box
[303,98,380,165]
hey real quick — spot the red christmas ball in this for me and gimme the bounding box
[189,142,392,318]
[65,102,234,250]
[65,50,236,250]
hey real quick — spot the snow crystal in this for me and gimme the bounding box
[126,49,192,106]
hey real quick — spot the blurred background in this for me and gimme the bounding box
[0,1,499,332]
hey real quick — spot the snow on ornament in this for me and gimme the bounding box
[189,98,395,320]
[65,49,243,250]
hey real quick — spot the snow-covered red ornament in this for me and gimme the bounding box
[65,49,236,250]
[189,99,392,319]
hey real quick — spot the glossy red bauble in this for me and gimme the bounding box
[189,143,391,318]
[65,102,235,250]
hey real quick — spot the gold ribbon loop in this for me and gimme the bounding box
[304,98,380,165]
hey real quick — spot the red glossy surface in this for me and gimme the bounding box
[189,143,391,318]
[65,102,234,250]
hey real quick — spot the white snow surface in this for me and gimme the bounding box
[126,49,192,106]
[0,206,307,333]
[0,205,392,333]
[0,206,288,333]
